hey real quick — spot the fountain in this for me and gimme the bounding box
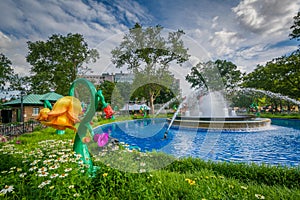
[167,91,271,130]
[93,88,299,169]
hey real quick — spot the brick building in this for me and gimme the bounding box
[1,92,62,123]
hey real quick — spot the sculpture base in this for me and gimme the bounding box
[167,116,271,130]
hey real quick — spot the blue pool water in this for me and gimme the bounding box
[94,118,300,167]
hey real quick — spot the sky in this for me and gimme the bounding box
[0,0,300,78]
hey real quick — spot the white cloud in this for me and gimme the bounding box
[0,0,299,77]
[232,0,299,36]
[209,29,245,57]
[211,16,219,29]
[0,32,12,49]
[0,0,152,75]
[235,42,298,73]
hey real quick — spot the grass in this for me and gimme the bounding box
[260,112,300,119]
[0,119,300,199]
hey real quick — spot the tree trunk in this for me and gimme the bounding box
[149,92,155,115]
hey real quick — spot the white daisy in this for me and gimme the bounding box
[50,173,59,179]
[73,193,80,197]
[49,165,59,170]
[19,173,27,178]
[64,168,72,172]
[59,173,68,178]
[0,185,14,194]
[38,171,49,177]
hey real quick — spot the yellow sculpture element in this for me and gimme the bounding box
[36,108,51,121]
[36,96,82,131]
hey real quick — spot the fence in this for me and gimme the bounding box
[0,121,41,137]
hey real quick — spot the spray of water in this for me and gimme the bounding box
[163,97,188,138]
[154,95,181,117]
[163,88,208,138]
[240,88,300,105]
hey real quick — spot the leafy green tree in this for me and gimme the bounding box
[243,51,300,100]
[26,33,99,95]
[240,12,300,109]
[9,74,31,93]
[0,53,14,87]
[111,86,124,111]
[229,90,254,108]
[186,59,244,92]
[115,82,132,103]
[97,81,115,107]
[111,23,189,114]
[154,87,175,104]
[290,11,300,41]
[130,70,175,106]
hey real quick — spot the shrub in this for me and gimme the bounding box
[163,158,300,188]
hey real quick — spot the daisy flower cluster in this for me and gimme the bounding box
[93,141,154,173]
[0,139,90,196]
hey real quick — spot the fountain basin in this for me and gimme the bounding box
[167,116,271,130]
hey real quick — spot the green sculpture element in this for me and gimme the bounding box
[44,100,53,110]
[140,105,147,118]
[250,102,260,117]
[97,90,108,108]
[69,78,115,175]
[96,90,115,120]
[69,78,99,175]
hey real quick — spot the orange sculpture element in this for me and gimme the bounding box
[37,96,82,131]
[103,105,114,119]
[36,108,51,121]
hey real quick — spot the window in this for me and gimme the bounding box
[32,107,40,116]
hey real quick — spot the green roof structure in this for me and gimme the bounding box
[3,92,63,106]
[40,92,64,102]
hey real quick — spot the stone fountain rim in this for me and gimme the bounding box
[174,115,258,121]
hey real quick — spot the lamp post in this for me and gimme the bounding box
[20,90,25,133]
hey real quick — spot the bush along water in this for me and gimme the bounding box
[163,158,300,189]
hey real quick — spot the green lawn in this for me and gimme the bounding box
[0,120,299,199]
[260,112,300,119]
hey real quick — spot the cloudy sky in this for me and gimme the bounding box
[0,0,299,77]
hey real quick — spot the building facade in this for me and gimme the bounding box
[81,72,134,84]
[1,92,62,123]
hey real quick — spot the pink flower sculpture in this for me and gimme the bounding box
[93,133,109,147]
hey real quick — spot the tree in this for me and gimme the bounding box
[154,82,180,104]
[186,59,244,92]
[243,51,300,100]
[26,33,99,95]
[229,90,255,108]
[111,86,124,111]
[9,74,31,92]
[290,11,300,41]
[0,53,14,87]
[239,11,300,110]
[130,69,174,105]
[115,82,132,103]
[111,23,189,114]
[242,51,300,112]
